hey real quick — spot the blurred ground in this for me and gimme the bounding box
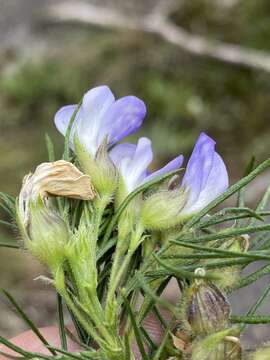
[1,0,270,349]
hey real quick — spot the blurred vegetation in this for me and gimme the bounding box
[172,0,270,50]
[1,0,270,224]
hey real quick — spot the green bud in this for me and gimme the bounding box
[141,189,187,230]
[192,328,241,360]
[24,198,69,270]
[212,235,250,289]
[185,270,231,336]
[222,234,250,253]
[74,136,118,197]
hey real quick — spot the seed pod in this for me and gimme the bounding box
[186,270,231,336]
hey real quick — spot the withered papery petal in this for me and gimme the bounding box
[31,160,95,200]
[18,173,34,227]
[18,161,95,228]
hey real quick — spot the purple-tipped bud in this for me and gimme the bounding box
[186,270,231,336]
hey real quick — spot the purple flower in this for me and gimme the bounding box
[141,132,229,229]
[110,137,184,194]
[54,85,146,157]
[179,132,229,216]
[112,132,228,223]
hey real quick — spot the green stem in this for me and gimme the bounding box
[93,195,110,250]
[69,256,116,346]
[57,279,123,357]
[105,224,144,323]
[74,292,117,346]
[57,283,106,348]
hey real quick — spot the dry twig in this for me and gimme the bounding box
[48,1,270,72]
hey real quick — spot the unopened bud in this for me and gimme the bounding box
[223,234,250,253]
[27,198,69,269]
[16,160,91,269]
[213,235,250,289]
[74,136,118,196]
[185,272,231,336]
[141,189,187,230]
[192,328,241,360]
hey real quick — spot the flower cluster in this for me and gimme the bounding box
[15,85,233,360]
[55,85,228,222]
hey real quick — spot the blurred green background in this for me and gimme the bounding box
[0,0,270,345]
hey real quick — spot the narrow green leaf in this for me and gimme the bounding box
[233,263,270,290]
[0,202,13,218]
[1,289,56,356]
[152,306,168,330]
[258,237,270,250]
[231,315,270,324]
[198,209,267,229]
[45,133,55,162]
[162,253,236,260]
[250,183,270,227]
[0,219,15,228]
[64,327,93,352]
[153,253,219,280]
[48,346,86,359]
[237,156,256,209]
[57,293,67,350]
[97,237,117,261]
[137,277,171,326]
[170,239,270,261]
[186,258,251,270]
[241,283,270,331]
[63,99,82,161]
[124,333,131,360]
[176,223,270,244]
[136,273,178,316]
[140,325,158,352]
[0,335,50,359]
[0,350,22,359]
[0,241,19,249]
[122,292,148,360]
[152,326,171,360]
[66,302,90,345]
[0,192,15,217]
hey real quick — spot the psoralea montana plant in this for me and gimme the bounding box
[1,85,270,359]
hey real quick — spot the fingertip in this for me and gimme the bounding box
[0,326,79,359]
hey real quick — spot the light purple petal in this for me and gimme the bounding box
[110,137,153,193]
[99,96,146,146]
[109,143,136,167]
[54,104,77,136]
[181,132,215,208]
[145,154,184,183]
[182,152,228,215]
[131,137,153,176]
[54,85,146,159]
[125,137,153,192]
[77,85,115,156]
